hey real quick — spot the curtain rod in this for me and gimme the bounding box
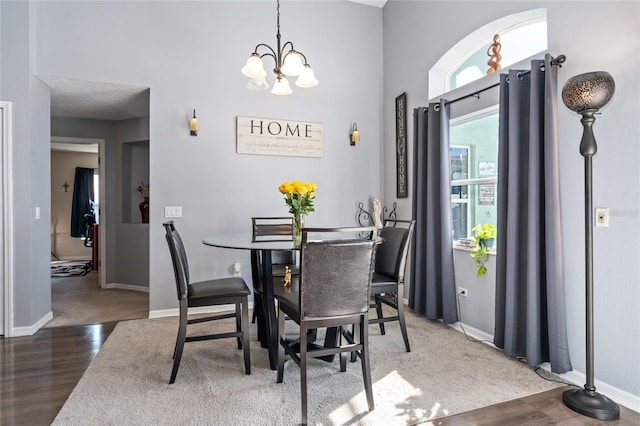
[426,54,567,112]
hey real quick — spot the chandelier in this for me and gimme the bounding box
[241,0,318,95]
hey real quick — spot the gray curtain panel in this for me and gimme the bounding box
[410,101,458,324]
[70,167,95,238]
[494,54,572,373]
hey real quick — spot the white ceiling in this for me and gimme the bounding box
[39,0,385,122]
[40,75,150,121]
[350,0,387,7]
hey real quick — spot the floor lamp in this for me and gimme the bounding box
[561,71,620,420]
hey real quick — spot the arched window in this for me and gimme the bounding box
[429,9,548,242]
[429,8,547,99]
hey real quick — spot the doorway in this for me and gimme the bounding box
[42,76,151,328]
[50,137,106,287]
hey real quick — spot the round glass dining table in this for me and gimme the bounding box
[203,230,379,370]
[202,233,298,370]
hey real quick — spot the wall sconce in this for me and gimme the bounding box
[350,123,360,146]
[189,109,199,136]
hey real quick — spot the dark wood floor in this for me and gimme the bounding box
[1,322,117,426]
[1,322,639,426]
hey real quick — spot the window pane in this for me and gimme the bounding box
[450,109,499,239]
[449,20,547,91]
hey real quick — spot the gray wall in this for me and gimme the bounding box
[114,119,150,288]
[3,0,383,323]
[383,0,639,407]
[51,117,150,288]
[453,249,496,336]
[1,1,51,328]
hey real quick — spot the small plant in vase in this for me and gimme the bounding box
[470,223,497,277]
[278,180,316,247]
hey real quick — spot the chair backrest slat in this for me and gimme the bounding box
[252,217,294,242]
[299,227,377,320]
[252,216,296,265]
[376,219,415,283]
[163,221,189,300]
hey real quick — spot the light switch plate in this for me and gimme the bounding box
[164,206,182,218]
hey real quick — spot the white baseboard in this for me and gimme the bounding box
[449,321,496,347]
[55,255,92,261]
[539,363,640,414]
[448,323,640,414]
[149,302,255,319]
[103,283,149,293]
[11,311,53,337]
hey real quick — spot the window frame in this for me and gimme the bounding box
[429,8,547,100]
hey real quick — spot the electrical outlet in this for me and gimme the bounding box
[458,287,468,297]
[595,208,609,227]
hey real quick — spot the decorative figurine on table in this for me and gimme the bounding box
[283,265,291,292]
[373,198,383,229]
[486,33,502,74]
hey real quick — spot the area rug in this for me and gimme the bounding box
[51,259,92,277]
[53,310,563,425]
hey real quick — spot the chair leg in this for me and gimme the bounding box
[241,297,251,374]
[350,323,360,363]
[397,293,411,352]
[339,326,347,372]
[235,303,242,349]
[375,294,386,335]
[169,302,188,384]
[359,316,375,411]
[300,324,308,426]
[276,308,286,383]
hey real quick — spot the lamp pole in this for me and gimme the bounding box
[561,73,619,419]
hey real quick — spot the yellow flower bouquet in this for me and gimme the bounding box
[278,180,317,245]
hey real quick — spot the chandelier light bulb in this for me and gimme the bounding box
[271,76,292,95]
[241,54,267,79]
[295,64,318,88]
[247,77,269,91]
[281,52,304,76]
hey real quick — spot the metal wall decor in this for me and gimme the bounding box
[356,201,398,227]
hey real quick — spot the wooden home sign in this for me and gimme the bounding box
[236,116,323,158]
[395,92,408,198]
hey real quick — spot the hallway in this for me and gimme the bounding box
[45,271,148,328]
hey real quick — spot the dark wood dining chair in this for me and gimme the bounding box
[250,217,299,324]
[275,226,378,425]
[369,219,415,352]
[163,221,251,384]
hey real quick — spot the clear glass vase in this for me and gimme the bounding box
[293,214,304,248]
